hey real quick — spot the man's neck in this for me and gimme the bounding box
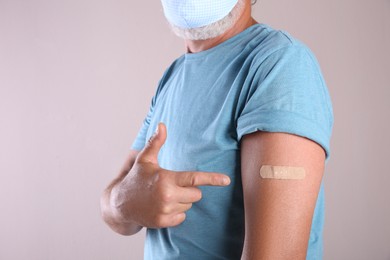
[184,6,257,54]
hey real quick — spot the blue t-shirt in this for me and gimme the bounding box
[132,23,334,260]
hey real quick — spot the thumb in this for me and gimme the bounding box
[137,123,167,164]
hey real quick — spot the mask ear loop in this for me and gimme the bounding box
[251,0,257,4]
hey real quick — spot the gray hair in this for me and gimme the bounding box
[169,0,246,40]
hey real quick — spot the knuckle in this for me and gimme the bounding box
[160,190,173,203]
[147,133,157,146]
[160,204,171,214]
[212,174,224,185]
[190,174,200,186]
[211,175,219,185]
[147,136,153,145]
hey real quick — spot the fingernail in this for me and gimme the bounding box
[222,177,231,185]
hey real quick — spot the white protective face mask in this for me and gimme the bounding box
[161,0,239,29]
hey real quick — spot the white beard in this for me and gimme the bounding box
[168,0,246,40]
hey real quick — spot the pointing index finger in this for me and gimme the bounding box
[176,171,231,187]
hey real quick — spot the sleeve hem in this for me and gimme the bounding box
[237,110,332,160]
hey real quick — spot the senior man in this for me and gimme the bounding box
[101,0,334,259]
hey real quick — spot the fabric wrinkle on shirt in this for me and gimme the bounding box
[132,23,334,260]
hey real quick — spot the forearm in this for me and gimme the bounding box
[100,150,142,236]
[100,185,142,236]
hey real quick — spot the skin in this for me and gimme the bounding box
[100,123,230,235]
[101,0,326,258]
[240,132,325,260]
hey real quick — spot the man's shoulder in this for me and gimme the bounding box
[248,24,310,61]
[253,24,297,46]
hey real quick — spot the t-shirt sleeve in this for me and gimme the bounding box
[237,44,334,160]
[130,65,172,151]
[130,95,156,151]
[131,62,175,151]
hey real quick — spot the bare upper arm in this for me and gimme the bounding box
[240,131,325,260]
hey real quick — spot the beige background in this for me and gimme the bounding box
[0,0,389,259]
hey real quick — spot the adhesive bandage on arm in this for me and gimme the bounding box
[259,165,306,180]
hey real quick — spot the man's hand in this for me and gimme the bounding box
[109,123,231,229]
